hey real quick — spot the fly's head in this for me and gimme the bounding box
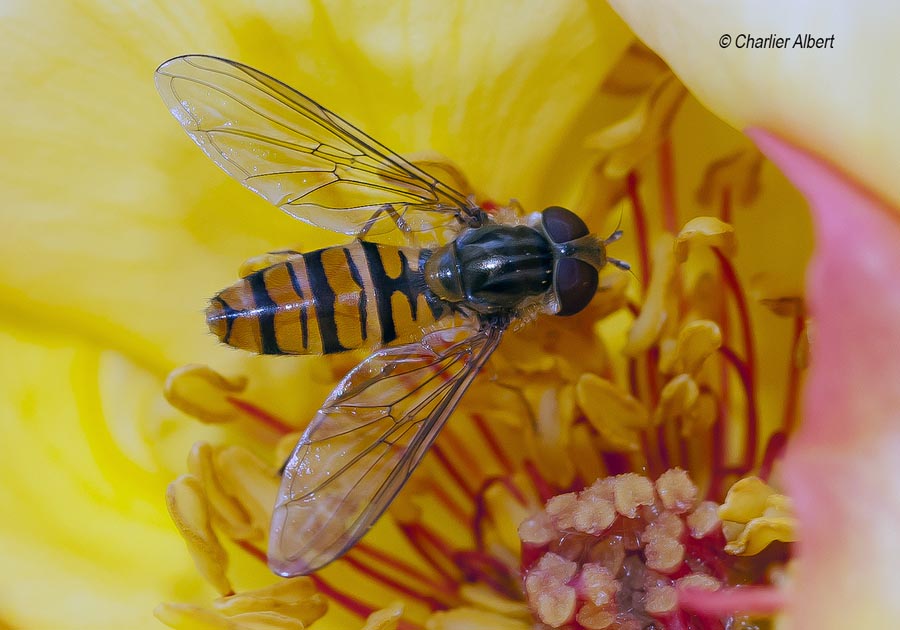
[539,206,628,316]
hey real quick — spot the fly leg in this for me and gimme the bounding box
[356,203,411,239]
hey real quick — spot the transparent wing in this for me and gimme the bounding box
[155,55,481,244]
[268,323,503,576]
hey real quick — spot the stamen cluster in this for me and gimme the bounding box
[519,469,729,629]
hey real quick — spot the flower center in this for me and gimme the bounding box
[520,469,784,629]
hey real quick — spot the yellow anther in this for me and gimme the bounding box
[187,442,258,541]
[164,364,247,424]
[626,234,677,354]
[654,374,700,427]
[213,446,280,538]
[576,373,650,452]
[600,42,670,96]
[213,577,326,627]
[750,273,806,318]
[586,75,687,179]
[165,475,232,596]
[720,477,798,556]
[697,147,764,209]
[676,320,722,375]
[674,217,736,263]
[361,602,404,630]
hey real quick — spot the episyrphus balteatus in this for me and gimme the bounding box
[155,55,628,577]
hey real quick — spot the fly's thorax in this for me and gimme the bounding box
[424,224,554,314]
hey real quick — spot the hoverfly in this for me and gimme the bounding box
[155,55,627,577]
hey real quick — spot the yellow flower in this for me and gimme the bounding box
[2,1,835,628]
[160,32,815,630]
[0,1,633,628]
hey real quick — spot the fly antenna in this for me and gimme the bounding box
[608,256,638,282]
[604,207,626,245]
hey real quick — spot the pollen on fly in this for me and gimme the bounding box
[156,54,629,577]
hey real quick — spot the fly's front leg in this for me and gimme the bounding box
[357,203,411,239]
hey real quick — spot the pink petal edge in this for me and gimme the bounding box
[749,128,900,629]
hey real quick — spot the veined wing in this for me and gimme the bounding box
[155,55,481,244]
[268,323,503,576]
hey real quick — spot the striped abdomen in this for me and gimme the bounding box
[207,241,449,355]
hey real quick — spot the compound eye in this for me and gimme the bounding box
[554,258,598,316]
[542,206,589,243]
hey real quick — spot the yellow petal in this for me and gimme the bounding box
[606,1,900,210]
[0,323,212,629]
[0,2,637,626]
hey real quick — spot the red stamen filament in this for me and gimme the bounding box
[759,431,787,480]
[523,460,557,503]
[453,550,521,599]
[307,574,385,623]
[439,429,484,488]
[717,345,759,475]
[353,541,457,594]
[226,396,295,435]
[398,522,465,584]
[658,137,679,234]
[678,585,786,617]
[430,443,478,497]
[472,476,529,549]
[425,478,471,524]
[472,413,514,473]
[341,554,453,610]
[715,250,759,469]
[236,539,431,625]
[627,171,652,292]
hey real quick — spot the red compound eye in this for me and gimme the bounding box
[555,258,598,316]
[542,206,589,243]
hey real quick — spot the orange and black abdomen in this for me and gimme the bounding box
[206,241,449,355]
